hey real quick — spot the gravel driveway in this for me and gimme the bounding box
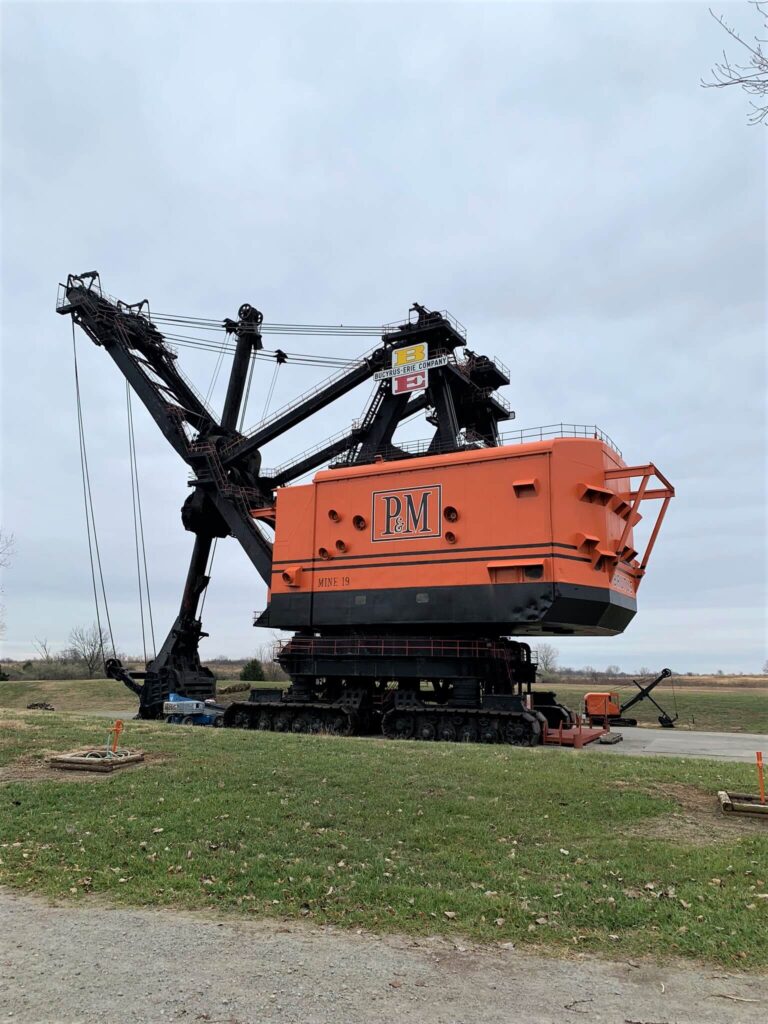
[1,890,766,1024]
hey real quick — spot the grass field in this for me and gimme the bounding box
[2,678,766,734]
[0,679,139,713]
[1,709,766,967]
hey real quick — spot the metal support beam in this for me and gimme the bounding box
[427,374,460,453]
[222,356,385,467]
[356,390,412,463]
[209,492,273,585]
[268,429,363,487]
[221,306,262,431]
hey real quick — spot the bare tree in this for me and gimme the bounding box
[704,3,768,124]
[763,658,768,674]
[33,637,54,662]
[0,529,14,637]
[65,623,109,678]
[258,639,289,682]
[535,642,558,674]
[604,663,622,678]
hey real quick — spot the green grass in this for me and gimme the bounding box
[1,710,766,966]
[0,678,138,713]
[551,683,768,734]
[0,677,283,714]
[4,678,766,735]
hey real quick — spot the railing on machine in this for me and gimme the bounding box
[222,351,378,456]
[277,636,526,661]
[342,423,621,461]
[260,422,363,480]
[261,423,622,479]
[381,309,467,340]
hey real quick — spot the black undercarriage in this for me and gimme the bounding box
[223,635,574,745]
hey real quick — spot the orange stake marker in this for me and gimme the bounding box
[757,752,765,805]
[111,719,124,753]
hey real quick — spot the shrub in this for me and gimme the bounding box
[240,658,266,682]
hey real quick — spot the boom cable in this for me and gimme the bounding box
[71,321,116,664]
[237,353,256,433]
[261,359,282,420]
[204,331,230,407]
[199,537,217,618]
[149,311,389,337]
[126,383,147,662]
[162,331,361,367]
[126,383,156,661]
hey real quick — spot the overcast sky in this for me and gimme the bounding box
[1,1,765,674]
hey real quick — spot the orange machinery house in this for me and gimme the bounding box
[262,436,674,638]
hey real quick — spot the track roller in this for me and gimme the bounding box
[381,708,541,746]
[223,701,358,737]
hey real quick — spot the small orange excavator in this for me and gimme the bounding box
[584,668,677,728]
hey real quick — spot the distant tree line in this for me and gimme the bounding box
[0,630,290,684]
[533,644,768,679]
[1,633,764,683]
[0,624,114,680]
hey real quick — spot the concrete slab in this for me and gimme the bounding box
[585,727,767,762]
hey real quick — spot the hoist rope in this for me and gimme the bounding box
[199,537,218,617]
[126,383,147,662]
[237,353,256,433]
[126,383,156,661]
[669,674,679,719]
[71,321,116,664]
[261,360,282,420]
[204,332,230,406]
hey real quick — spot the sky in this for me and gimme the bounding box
[1,1,765,674]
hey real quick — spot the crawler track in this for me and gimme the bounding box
[224,700,359,736]
[224,699,544,746]
[382,707,542,745]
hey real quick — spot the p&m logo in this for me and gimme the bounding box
[371,484,442,542]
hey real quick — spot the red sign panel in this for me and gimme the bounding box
[392,371,428,395]
[371,484,442,542]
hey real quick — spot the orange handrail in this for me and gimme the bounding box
[758,752,765,805]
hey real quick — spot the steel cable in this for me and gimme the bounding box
[126,382,148,663]
[260,360,282,421]
[126,384,157,660]
[71,321,116,663]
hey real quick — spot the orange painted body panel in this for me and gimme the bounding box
[263,438,652,635]
[584,691,622,718]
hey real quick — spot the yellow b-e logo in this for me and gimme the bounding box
[393,343,426,366]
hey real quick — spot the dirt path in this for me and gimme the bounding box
[1,890,766,1024]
